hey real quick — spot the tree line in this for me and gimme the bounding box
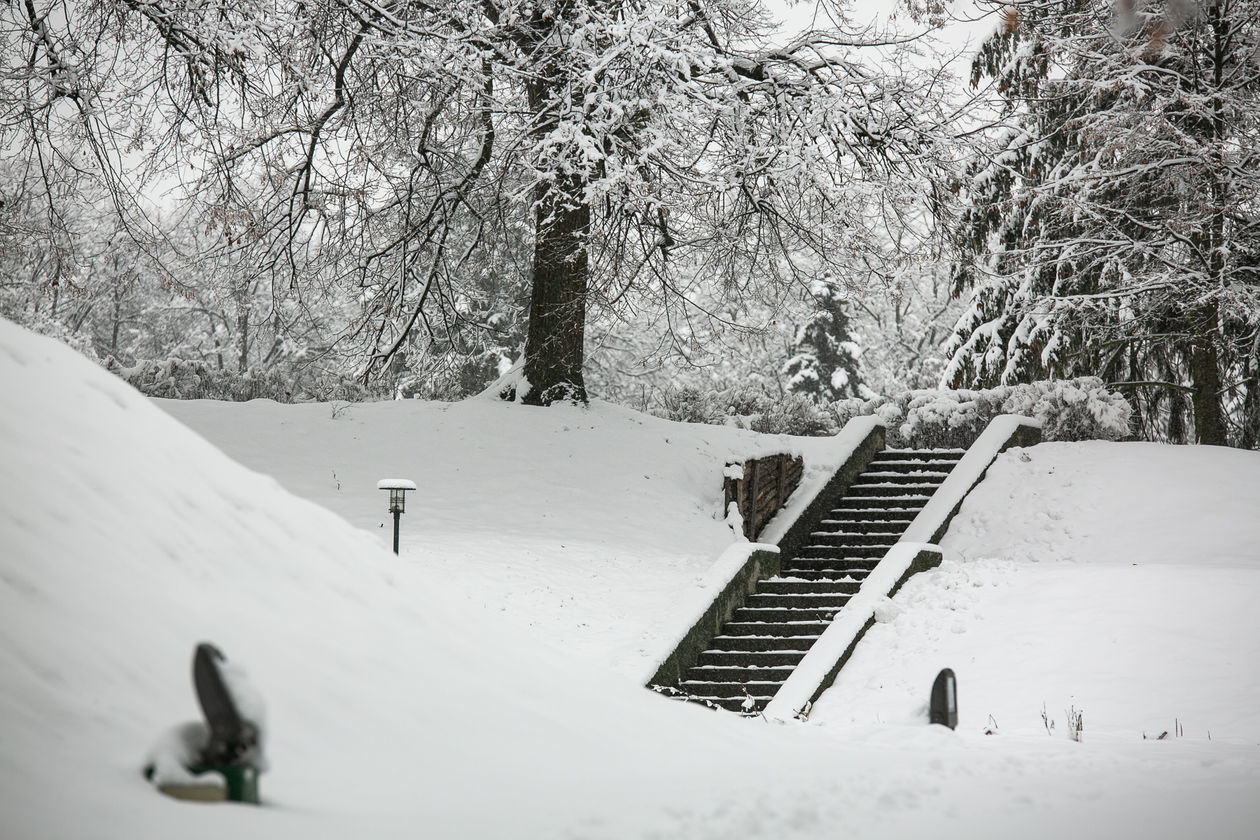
[2,0,1256,446]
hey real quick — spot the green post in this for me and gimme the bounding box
[220,765,260,804]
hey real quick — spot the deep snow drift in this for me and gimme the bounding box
[2,317,1259,839]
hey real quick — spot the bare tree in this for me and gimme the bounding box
[5,0,956,404]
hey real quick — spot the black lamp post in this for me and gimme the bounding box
[376,478,416,555]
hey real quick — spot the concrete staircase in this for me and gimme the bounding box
[674,448,965,713]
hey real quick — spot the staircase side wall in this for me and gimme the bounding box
[773,424,885,568]
[647,547,780,689]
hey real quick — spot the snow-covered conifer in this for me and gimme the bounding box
[948,0,1260,446]
[783,276,864,402]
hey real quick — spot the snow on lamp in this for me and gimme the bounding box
[377,478,416,555]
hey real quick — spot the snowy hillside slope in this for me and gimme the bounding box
[154,392,861,677]
[4,316,1260,840]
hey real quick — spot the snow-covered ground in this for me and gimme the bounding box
[2,318,1259,839]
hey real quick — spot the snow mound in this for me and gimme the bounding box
[0,320,774,839]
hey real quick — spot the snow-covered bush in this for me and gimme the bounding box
[748,393,838,437]
[105,358,376,403]
[834,378,1132,447]
[654,385,839,436]
[657,386,726,425]
[105,358,298,402]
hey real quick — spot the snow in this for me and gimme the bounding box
[3,318,1260,839]
[375,478,417,490]
[143,722,217,787]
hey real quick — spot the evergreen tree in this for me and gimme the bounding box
[783,277,865,401]
[946,0,1260,446]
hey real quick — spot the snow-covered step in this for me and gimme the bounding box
[756,578,862,595]
[817,521,915,536]
[786,554,882,567]
[799,544,890,559]
[837,495,931,509]
[806,531,898,548]
[824,509,922,523]
[745,592,852,609]
[731,607,843,624]
[687,665,797,683]
[707,635,821,652]
[808,531,902,546]
[679,680,784,699]
[864,460,961,474]
[853,470,952,484]
[870,448,966,462]
[689,694,776,714]
[722,619,832,636]
[697,650,807,668]
[774,571,871,585]
[846,482,944,498]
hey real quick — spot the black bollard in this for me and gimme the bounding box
[930,668,957,729]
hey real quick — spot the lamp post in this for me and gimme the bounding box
[376,479,416,555]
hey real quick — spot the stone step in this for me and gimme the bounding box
[757,578,862,595]
[685,665,796,683]
[854,470,952,484]
[722,620,832,636]
[686,694,774,714]
[806,531,899,548]
[835,495,930,510]
[708,634,820,652]
[697,650,807,668]
[745,592,853,610]
[786,554,882,569]
[679,680,785,699]
[817,521,914,537]
[846,482,943,498]
[864,459,961,473]
[799,544,889,559]
[732,606,842,624]
[870,449,966,462]
[775,569,871,582]
[824,509,920,523]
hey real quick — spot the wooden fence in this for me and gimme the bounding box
[723,453,804,540]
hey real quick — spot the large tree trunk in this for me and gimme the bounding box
[521,173,590,405]
[1242,351,1259,450]
[1189,304,1226,445]
[519,43,590,406]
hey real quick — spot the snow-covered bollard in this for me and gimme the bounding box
[377,478,416,555]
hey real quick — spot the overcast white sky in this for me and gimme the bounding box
[767,0,999,81]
